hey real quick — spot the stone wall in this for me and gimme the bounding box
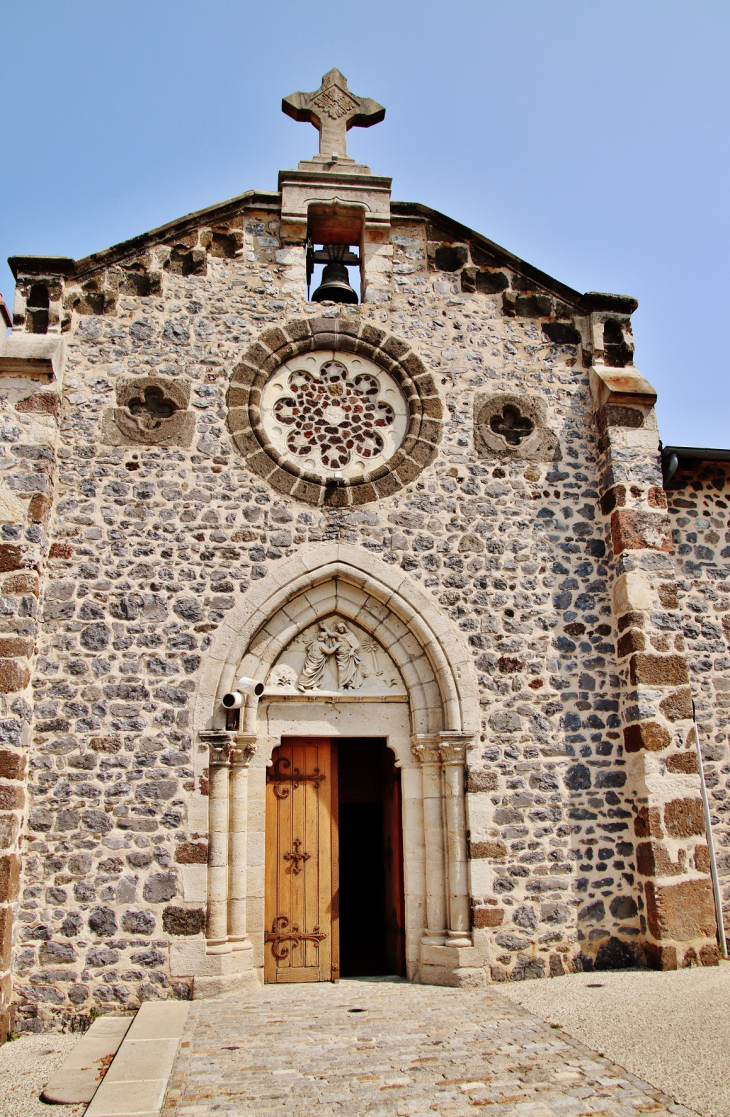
[1,192,716,1030]
[667,461,730,941]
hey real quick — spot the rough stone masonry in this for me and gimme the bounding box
[0,68,724,1036]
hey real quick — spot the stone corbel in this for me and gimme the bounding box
[589,360,658,466]
[0,335,66,382]
[589,364,658,412]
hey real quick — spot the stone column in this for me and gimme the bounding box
[589,297,718,969]
[187,731,259,997]
[206,735,232,950]
[439,734,473,947]
[412,737,447,944]
[228,736,256,952]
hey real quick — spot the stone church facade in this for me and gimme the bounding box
[0,70,727,1035]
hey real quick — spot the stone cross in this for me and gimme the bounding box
[282,68,385,160]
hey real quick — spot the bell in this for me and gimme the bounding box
[312,261,359,304]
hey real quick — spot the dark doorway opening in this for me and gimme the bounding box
[337,738,406,977]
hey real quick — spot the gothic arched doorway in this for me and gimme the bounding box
[191,544,483,995]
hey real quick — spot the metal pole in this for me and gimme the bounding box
[692,700,728,959]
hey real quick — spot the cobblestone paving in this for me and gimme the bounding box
[161,979,696,1117]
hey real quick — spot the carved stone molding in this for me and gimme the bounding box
[102,375,195,447]
[199,545,481,772]
[226,316,443,506]
[473,392,560,462]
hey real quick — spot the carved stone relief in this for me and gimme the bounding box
[265,617,406,696]
[101,375,195,447]
[473,392,560,462]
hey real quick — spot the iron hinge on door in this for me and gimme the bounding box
[266,755,326,798]
[265,915,327,959]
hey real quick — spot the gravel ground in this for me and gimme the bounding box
[501,961,730,1117]
[0,1031,84,1117]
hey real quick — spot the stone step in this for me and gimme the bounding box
[41,1015,134,1105]
[85,1001,190,1117]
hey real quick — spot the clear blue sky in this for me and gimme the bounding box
[1,1,728,447]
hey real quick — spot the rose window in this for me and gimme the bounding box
[260,352,408,479]
[274,362,393,470]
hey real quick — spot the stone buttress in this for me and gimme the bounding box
[589,300,718,968]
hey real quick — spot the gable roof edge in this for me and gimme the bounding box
[70,190,282,281]
[391,200,585,308]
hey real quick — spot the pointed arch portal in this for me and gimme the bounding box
[182,544,485,994]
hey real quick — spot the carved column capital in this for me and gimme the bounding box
[200,729,234,767]
[438,732,474,765]
[231,734,257,766]
[410,735,441,764]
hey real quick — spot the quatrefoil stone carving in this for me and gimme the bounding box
[102,375,195,447]
[489,404,535,446]
[474,392,560,462]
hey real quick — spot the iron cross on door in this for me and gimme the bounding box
[264,739,339,982]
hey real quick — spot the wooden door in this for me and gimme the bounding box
[264,738,339,982]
